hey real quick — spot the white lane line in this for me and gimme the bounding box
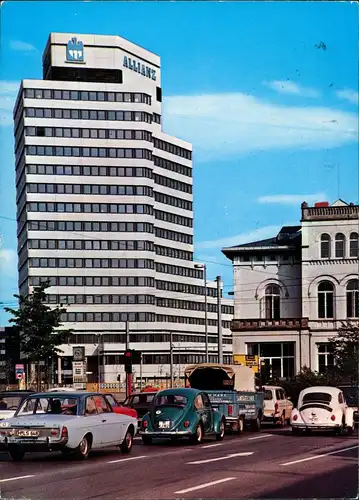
[0,475,35,483]
[187,451,254,465]
[202,443,225,449]
[107,455,147,464]
[174,477,236,494]
[281,444,359,466]
[248,434,273,441]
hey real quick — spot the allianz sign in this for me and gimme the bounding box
[123,56,156,81]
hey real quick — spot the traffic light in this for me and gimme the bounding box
[124,350,133,374]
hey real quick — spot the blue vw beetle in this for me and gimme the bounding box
[139,388,226,445]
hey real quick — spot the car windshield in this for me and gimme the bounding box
[16,396,79,416]
[340,387,359,407]
[129,394,155,405]
[154,394,188,407]
[302,392,332,405]
[0,395,22,411]
[264,390,273,400]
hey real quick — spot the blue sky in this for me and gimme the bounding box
[0,1,358,323]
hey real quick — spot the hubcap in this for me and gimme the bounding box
[220,422,225,436]
[197,426,202,441]
[79,438,88,455]
[126,432,132,448]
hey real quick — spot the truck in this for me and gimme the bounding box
[184,363,264,433]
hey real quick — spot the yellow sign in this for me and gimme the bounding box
[233,354,259,373]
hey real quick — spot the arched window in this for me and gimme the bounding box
[265,285,280,320]
[320,234,331,259]
[335,233,345,258]
[318,281,334,319]
[350,232,358,258]
[346,280,359,318]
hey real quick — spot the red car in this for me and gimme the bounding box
[104,394,138,419]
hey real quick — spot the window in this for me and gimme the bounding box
[320,234,331,258]
[350,232,358,258]
[265,285,280,320]
[318,281,334,319]
[317,344,334,373]
[346,280,359,318]
[335,233,345,258]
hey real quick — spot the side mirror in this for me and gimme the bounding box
[287,396,291,400]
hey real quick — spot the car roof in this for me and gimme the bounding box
[156,388,201,398]
[262,385,284,390]
[0,391,34,396]
[31,391,100,398]
[300,386,341,395]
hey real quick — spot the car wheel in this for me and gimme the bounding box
[347,423,355,436]
[251,416,261,432]
[277,413,285,427]
[216,419,225,441]
[190,423,203,444]
[120,427,134,454]
[141,436,153,445]
[73,435,91,460]
[8,445,25,462]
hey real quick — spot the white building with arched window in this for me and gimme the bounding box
[222,199,359,379]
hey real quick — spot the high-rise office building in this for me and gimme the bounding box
[14,33,234,385]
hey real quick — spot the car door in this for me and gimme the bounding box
[194,394,210,433]
[93,395,122,445]
[282,390,293,419]
[201,393,213,433]
[275,389,284,417]
[84,396,106,447]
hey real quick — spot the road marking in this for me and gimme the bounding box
[0,475,35,483]
[187,451,254,465]
[174,477,236,494]
[248,434,273,440]
[107,455,147,464]
[281,444,359,466]
[202,443,225,449]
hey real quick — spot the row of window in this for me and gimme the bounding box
[24,88,152,104]
[46,294,155,305]
[156,280,218,297]
[153,174,192,194]
[155,245,193,261]
[156,315,231,328]
[154,156,192,178]
[26,164,152,178]
[155,262,202,279]
[103,354,233,365]
[27,220,153,233]
[320,233,358,259]
[28,239,154,252]
[25,107,152,123]
[26,145,152,159]
[153,138,192,160]
[29,258,155,269]
[29,276,155,288]
[155,209,193,228]
[157,298,234,314]
[70,333,230,345]
[27,202,153,214]
[155,227,193,244]
[27,183,153,197]
[155,191,192,211]
[26,126,153,142]
[240,254,292,263]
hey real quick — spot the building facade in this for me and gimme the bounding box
[222,200,359,379]
[14,33,233,386]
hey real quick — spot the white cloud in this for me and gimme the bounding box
[257,192,326,205]
[163,93,358,162]
[336,89,358,105]
[197,225,282,250]
[0,80,20,127]
[10,40,36,52]
[264,80,320,98]
[0,249,17,277]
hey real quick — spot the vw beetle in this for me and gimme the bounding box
[139,388,226,444]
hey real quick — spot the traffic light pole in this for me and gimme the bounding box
[125,321,132,399]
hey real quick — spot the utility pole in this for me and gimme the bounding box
[170,331,174,387]
[195,264,208,363]
[125,321,132,398]
[216,276,223,364]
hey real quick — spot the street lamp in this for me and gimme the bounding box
[194,264,208,363]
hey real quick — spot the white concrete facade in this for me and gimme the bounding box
[14,33,234,385]
[223,200,359,379]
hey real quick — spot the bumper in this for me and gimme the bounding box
[263,413,280,422]
[139,430,192,438]
[0,437,68,452]
[292,423,340,430]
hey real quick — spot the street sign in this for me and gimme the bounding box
[233,354,259,373]
[15,364,25,380]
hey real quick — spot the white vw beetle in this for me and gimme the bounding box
[0,391,137,461]
[291,386,355,435]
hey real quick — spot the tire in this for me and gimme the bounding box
[120,427,134,454]
[251,416,261,432]
[141,435,153,445]
[190,423,203,445]
[8,445,25,462]
[277,413,285,427]
[73,435,91,460]
[216,419,225,441]
[347,424,355,436]
[237,417,244,434]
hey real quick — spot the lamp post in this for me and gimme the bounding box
[194,264,208,363]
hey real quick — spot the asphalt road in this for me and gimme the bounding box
[0,427,358,499]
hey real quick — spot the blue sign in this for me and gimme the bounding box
[66,37,84,63]
[123,56,156,81]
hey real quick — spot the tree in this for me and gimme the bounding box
[5,280,73,390]
[329,323,359,384]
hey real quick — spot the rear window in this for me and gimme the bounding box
[0,395,22,410]
[302,392,332,404]
[132,394,155,405]
[154,394,187,407]
[264,390,273,400]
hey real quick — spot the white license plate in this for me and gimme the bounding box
[158,421,170,429]
[16,429,39,437]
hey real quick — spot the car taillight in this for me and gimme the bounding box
[331,415,336,421]
[228,405,233,416]
[61,426,68,438]
[293,414,298,421]
[143,420,148,428]
[184,421,190,428]
[274,402,279,413]
[51,428,59,436]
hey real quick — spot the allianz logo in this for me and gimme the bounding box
[123,56,156,81]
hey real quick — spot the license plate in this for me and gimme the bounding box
[16,429,39,437]
[158,421,170,429]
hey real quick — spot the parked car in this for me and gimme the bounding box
[123,391,157,427]
[139,388,226,445]
[338,385,359,427]
[103,394,138,419]
[0,391,137,461]
[262,385,293,426]
[291,386,355,435]
[0,391,35,421]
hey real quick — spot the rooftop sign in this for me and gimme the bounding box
[66,37,84,63]
[123,56,156,81]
